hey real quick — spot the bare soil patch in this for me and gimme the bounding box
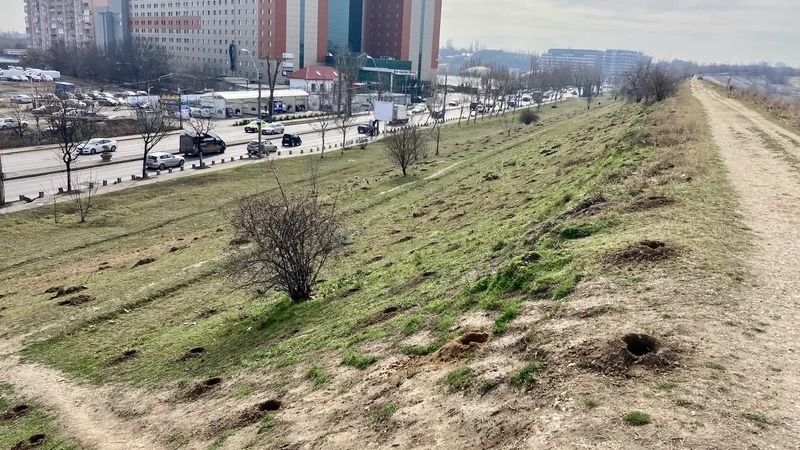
[9,434,46,450]
[604,240,679,264]
[56,294,95,306]
[0,404,31,421]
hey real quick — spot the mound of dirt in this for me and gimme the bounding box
[57,294,96,306]
[433,331,490,362]
[0,404,31,421]
[133,257,156,268]
[176,347,206,362]
[562,194,607,220]
[624,195,675,212]
[197,309,218,319]
[183,377,223,400]
[10,434,46,450]
[48,285,87,299]
[604,240,679,264]
[390,271,437,295]
[356,305,406,329]
[106,349,138,366]
[574,333,682,376]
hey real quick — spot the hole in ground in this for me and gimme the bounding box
[258,399,282,411]
[459,331,490,345]
[190,347,205,354]
[623,334,659,357]
[203,377,222,386]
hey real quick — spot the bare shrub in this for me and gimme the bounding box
[228,193,346,302]
[68,173,99,223]
[519,109,539,125]
[384,127,429,176]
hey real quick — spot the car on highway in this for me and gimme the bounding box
[146,152,185,170]
[180,131,226,155]
[11,94,32,104]
[244,120,263,133]
[410,104,426,115]
[0,118,28,130]
[447,100,459,107]
[282,134,302,147]
[261,122,285,135]
[78,138,118,155]
[247,140,278,156]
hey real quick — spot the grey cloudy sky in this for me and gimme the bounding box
[2,1,25,32]
[441,0,800,65]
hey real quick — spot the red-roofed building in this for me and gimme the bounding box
[287,66,340,93]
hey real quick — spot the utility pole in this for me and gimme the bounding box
[257,72,262,156]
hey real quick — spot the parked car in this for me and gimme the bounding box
[11,94,32,104]
[282,134,302,147]
[247,140,278,156]
[0,118,28,130]
[65,99,87,109]
[96,97,117,106]
[78,138,118,155]
[41,75,54,82]
[11,75,26,82]
[146,152,185,170]
[261,122,285,135]
[31,104,62,115]
[447,100,459,107]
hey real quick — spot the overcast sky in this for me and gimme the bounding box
[2,1,25,33]
[2,0,798,65]
[442,0,800,66]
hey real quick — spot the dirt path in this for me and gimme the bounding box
[693,80,800,443]
[0,338,166,450]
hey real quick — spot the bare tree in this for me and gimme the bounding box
[8,102,29,140]
[47,96,101,192]
[228,191,346,303]
[136,108,176,178]
[308,155,320,195]
[424,75,446,155]
[262,52,286,121]
[332,48,365,116]
[309,90,334,158]
[68,172,99,223]
[186,116,215,168]
[384,127,429,176]
[332,112,357,150]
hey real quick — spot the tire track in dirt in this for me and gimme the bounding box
[0,339,166,450]
[693,80,800,444]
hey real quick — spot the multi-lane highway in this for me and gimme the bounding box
[2,96,567,201]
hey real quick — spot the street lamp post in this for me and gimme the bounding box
[241,48,263,157]
[157,73,180,128]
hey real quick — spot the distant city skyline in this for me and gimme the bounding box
[3,0,799,67]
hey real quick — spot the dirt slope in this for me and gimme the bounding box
[692,80,800,445]
[0,338,165,450]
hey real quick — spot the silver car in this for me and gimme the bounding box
[261,122,285,135]
[146,152,185,170]
[247,140,278,156]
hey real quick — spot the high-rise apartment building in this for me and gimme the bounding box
[25,0,96,50]
[94,0,131,52]
[127,0,327,80]
[540,48,646,79]
[362,0,442,80]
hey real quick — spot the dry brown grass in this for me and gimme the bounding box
[715,84,800,132]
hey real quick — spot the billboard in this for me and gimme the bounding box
[373,101,394,122]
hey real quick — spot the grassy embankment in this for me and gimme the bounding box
[0,86,746,445]
[0,383,78,450]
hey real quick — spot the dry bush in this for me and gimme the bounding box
[227,192,347,303]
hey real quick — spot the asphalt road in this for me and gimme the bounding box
[2,96,570,200]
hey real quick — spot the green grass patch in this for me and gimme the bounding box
[341,348,379,370]
[583,396,599,408]
[623,411,651,426]
[510,362,540,389]
[704,362,726,371]
[742,412,769,427]
[493,301,521,334]
[257,414,277,433]
[0,385,79,450]
[654,380,678,391]
[442,365,474,394]
[229,386,254,399]
[374,405,399,423]
[305,364,329,388]
[208,428,237,450]
[402,314,422,336]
